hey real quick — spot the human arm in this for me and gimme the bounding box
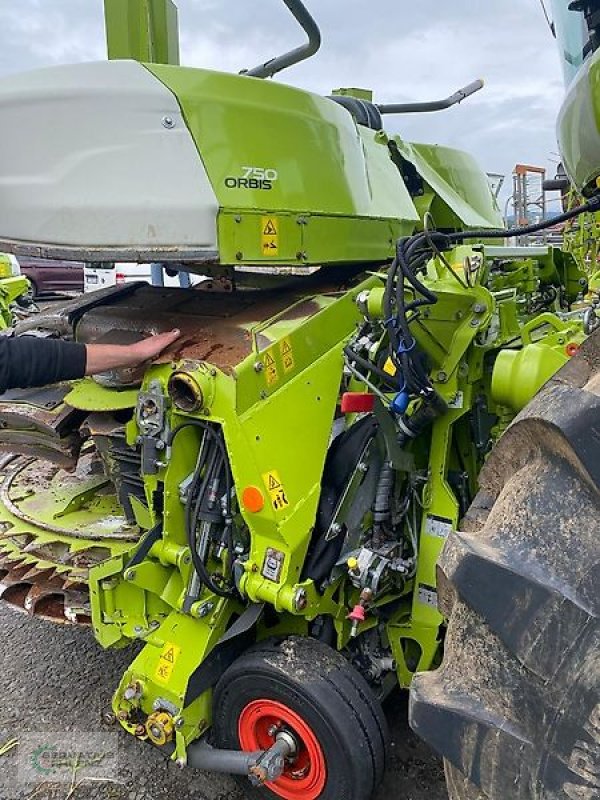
[84,329,181,375]
[0,329,180,392]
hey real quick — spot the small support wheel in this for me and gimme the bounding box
[213,636,389,800]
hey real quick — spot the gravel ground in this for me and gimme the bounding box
[0,603,448,800]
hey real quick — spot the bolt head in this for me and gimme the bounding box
[161,116,175,129]
[294,588,308,611]
[197,602,214,618]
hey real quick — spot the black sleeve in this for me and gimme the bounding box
[0,336,87,392]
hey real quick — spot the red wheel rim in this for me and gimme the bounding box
[238,699,327,800]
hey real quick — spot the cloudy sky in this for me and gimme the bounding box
[0,0,566,212]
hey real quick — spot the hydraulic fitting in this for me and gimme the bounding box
[168,361,215,413]
[145,711,175,746]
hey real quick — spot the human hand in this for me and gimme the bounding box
[85,329,182,376]
[130,329,181,364]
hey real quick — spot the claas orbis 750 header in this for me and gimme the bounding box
[0,2,598,799]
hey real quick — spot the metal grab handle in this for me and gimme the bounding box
[244,0,321,79]
[378,79,485,115]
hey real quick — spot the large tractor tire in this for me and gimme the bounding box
[212,636,389,800]
[410,331,600,800]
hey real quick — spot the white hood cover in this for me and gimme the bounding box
[0,60,219,261]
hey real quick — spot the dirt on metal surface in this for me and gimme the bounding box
[0,603,448,800]
[75,284,329,373]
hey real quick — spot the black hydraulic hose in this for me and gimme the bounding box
[169,421,232,516]
[381,195,600,415]
[170,421,235,598]
[446,195,600,244]
[388,239,438,393]
[373,461,394,531]
[187,448,231,598]
[344,345,401,390]
[184,432,211,552]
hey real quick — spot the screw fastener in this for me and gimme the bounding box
[294,588,308,611]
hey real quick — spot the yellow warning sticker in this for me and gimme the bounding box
[263,351,279,386]
[261,216,279,257]
[383,357,397,377]
[262,469,290,513]
[280,338,295,373]
[154,641,181,685]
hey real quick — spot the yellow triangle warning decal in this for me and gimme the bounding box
[162,646,176,663]
[264,353,275,367]
[268,474,281,491]
[281,341,292,355]
[263,219,277,236]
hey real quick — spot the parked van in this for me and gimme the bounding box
[84,262,203,292]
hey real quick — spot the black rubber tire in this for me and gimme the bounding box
[212,636,389,800]
[410,330,600,800]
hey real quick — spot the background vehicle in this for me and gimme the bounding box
[84,262,204,291]
[19,256,83,296]
[0,2,597,800]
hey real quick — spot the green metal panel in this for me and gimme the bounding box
[104,0,180,65]
[145,64,418,265]
[558,46,600,194]
[394,139,503,230]
[0,276,29,328]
